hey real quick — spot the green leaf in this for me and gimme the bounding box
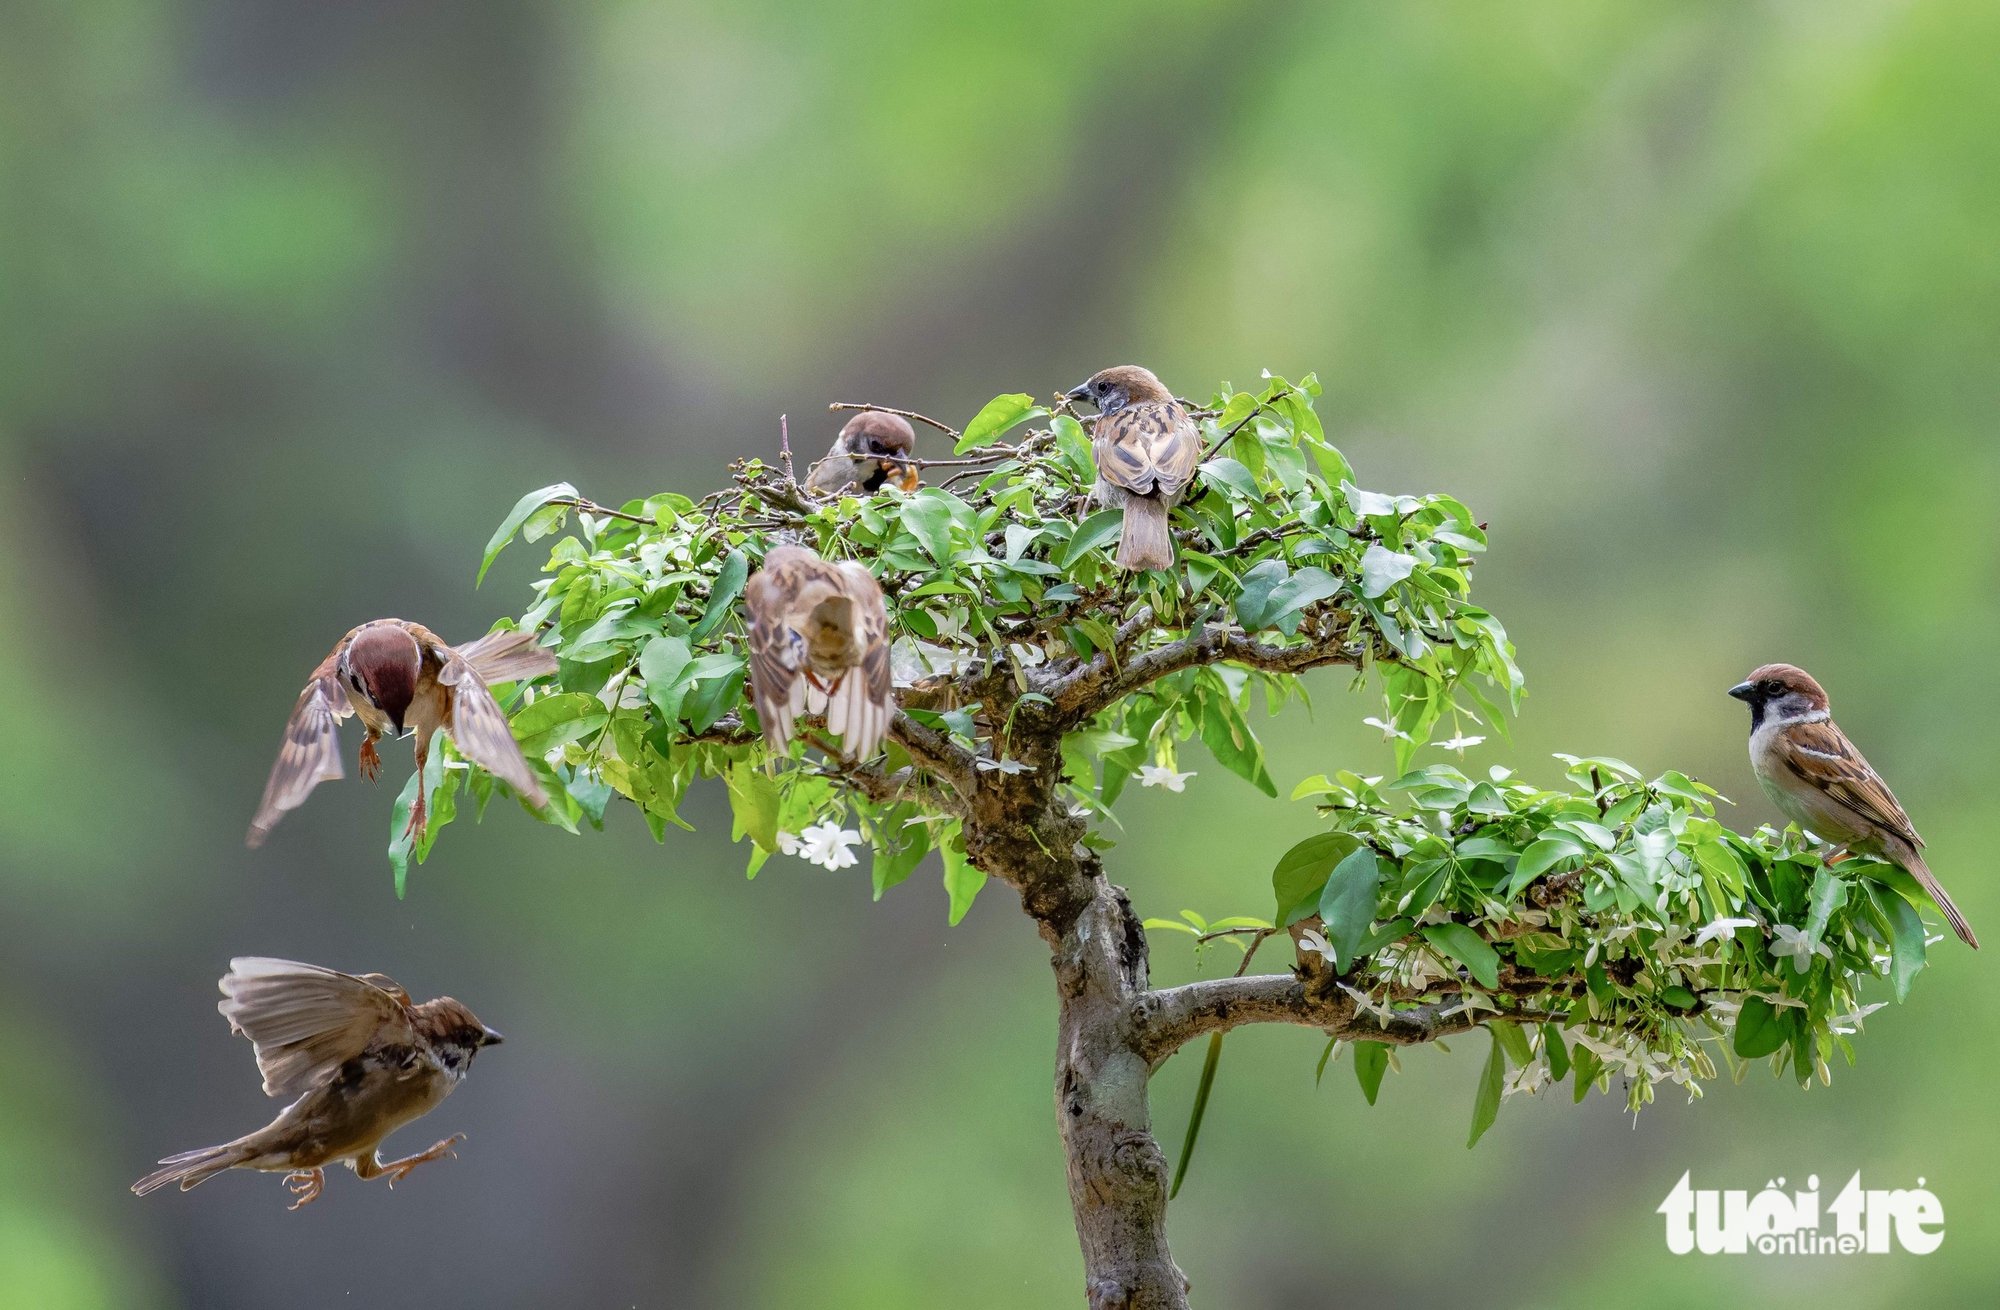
[479,482,577,585]
[1733,996,1786,1058]
[871,811,930,901]
[1875,881,1928,1002]
[638,634,695,725]
[1318,848,1385,971]
[1571,1043,1602,1102]
[1359,544,1418,598]
[1198,458,1261,502]
[942,834,983,925]
[1504,836,1585,899]
[689,549,749,641]
[1052,414,1096,481]
[957,393,1045,453]
[1262,566,1343,623]
[1352,1040,1388,1105]
[1169,1032,1225,1199]
[1197,686,1276,797]
[725,762,781,852]
[1272,832,1361,926]
[510,692,609,755]
[1542,1024,1571,1081]
[1060,509,1126,567]
[1420,923,1500,990]
[1232,559,1290,630]
[1490,1020,1533,1068]
[1804,866,1849,946]
[387,745,449,897]
[1467,1030,1505,1148]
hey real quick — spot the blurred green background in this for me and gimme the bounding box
[3,0,1996,1305]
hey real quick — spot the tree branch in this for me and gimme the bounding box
[1051,615,1364,724]
[1131,972,1569,1068]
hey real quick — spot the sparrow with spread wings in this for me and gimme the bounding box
[1065,365,1200,573]
[804,410,921,498]
[1730,663,1977,948]
[248,621,558,848]
[744,545,894,761]
[133,958,504,1209]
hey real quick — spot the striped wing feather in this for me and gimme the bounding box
[217,957,415,1097]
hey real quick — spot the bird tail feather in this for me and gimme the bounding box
[1897,844,1978,949]
[1115,498,1173,572]
[132,1142,252,1196]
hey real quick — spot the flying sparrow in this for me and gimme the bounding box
[1730,663,1976,947]
[804,410,920,498]
[1065,366,1200,573]
[133,958,505,1209]
[744,544,893,760]
[248,621,558,848]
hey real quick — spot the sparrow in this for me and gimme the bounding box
[804,410,920,498]
[744,544,893,760]
[1065,365,1200,573]
[1729,663,1976,948]
[248,621,558,848]
[133,958,504,1209]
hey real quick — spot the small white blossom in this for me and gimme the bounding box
[1831,1002,1888,1034]
[1768,924,1832,973]
[1503,1060,1550,1098]
[1362,717,1414,742]
[797,821,861,870]
[975,756,1037,775]
[1137,766,1195,792]
[1691,917,1758,949]
[1297,929,1336,965]
[1434,735,1486,752]
[775,831,800,856]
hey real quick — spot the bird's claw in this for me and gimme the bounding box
[358,736,382,783]
[402,794,428,843]
[283,1168,325,1210]
[384,1134,465,1189]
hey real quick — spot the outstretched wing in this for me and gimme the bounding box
[217,957,415,1097]
[436,643,549,807]
[1779,718,1923,848]
[246,636,357,848]
[452,626,558,687]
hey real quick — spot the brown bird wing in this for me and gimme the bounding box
[830,561,894,759]
[1779,718,1923,848]
[247,633,358,848]
[452,626,558,686]
[218,957,416,1097]
[1094,401,1199,500]
[744,548,835,752]
[433,640,549,807]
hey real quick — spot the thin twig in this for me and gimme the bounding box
[779,414,795,481]
[549,496,650,525]
[829,401,960,438]
[1198,387,1292,464]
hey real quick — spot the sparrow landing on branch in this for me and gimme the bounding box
[133,958,504,1209]
[804,410,920,497]
[1730,663,1977,948]
[744,545,893,761]
[1066,365,1200,573]
[248,621,558,848]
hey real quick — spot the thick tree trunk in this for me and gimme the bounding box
[1051,879,1189,1309]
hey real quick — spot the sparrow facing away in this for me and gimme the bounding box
[804,411,920,498]
[133,958,504,1209]
[248,621,558,848]
[1730,663,1977,948]
[1066,365,1200,573]
[744,545,893,760]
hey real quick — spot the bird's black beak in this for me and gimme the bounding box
[480,1026,505,1047]
[1065,382,1094,404]
[1727,681,1756,703]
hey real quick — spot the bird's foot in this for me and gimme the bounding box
[383,1134,465,1189]
[284,1168,325,1210]
[359,735,382,782]
[1824,845,1851,865]
[402,793,428,843]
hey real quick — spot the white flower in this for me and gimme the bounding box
[975,756,1037,775]
[1137,766,1195,792]
[796,821,861,870]
[1503,1060,1550,1098]
[1297,929,1336,964]
[1831,1002,1888,1034]
[1363,717,1413,742]
[1768,924,1832,973]
[775,831,800,856]
[1691,916,1758,949]
[1434,735,1486,752]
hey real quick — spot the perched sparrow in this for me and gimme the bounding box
[744,545,893,760]
[804,410,920,497]
[248,621,557,847]
[1730,663,1976,948]
[133,958,504,1209]
[1065,366,1200,572]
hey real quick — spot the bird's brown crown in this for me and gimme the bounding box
[1744,663,1830,710]
[348,624,422,720]
[413,996,493,1047]
[1083,366,1173,405]
[839,410,916,455]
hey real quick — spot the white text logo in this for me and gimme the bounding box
[1658,1172,1942,1255]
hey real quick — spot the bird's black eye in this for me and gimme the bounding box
[350,674,364,692]
[1763,680,1785,696]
